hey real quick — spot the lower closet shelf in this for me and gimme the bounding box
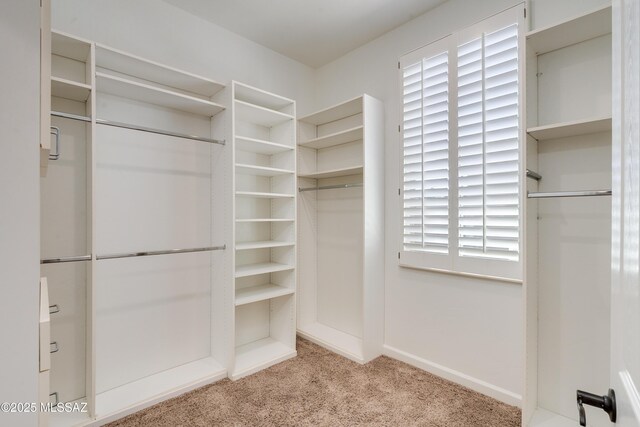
[50,399,89,427]
[235,284,294,306]
[232,337,296,380]
[95,357,226,420]
[235,262,294,278]
[528,408,577,427]
[297,322,363,363]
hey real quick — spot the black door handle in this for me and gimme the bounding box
[577,389,616,426]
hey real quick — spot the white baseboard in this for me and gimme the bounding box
[383,344,522,407]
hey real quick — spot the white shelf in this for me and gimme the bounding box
[234,82,294,113]
[299,96,363,125]
[95,356,225,419]
[235,262,294,278]
[235,164,294,177]
[235,240,295,250]
[96,72,225,117]
[52,30,91,62]
[51,76,91,102]
[298,165,363,179]
[527,5,612,55]
[96,44,224,97]
[527,116,612,140]
[299,126,363,149]
[231,337,296,380]
[235,284,295,306]
[235,191,294,199]
[235,135,293,155]
[528,408,576,427]
[236,218,295,223]
[50,398,90,427]
[297,322,364,363]
[235,100,294,127]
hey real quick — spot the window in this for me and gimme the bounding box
[399,5,524,281]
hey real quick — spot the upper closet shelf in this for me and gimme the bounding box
[527,116,612,140]
[299,96,362,125]
[96,72,225,117]
[235,191,294,199]
[235,100,294,127]
[234,82,294,114]
[299,126,363,149]
[235,164,295,176]
[526,4,612,55]
[52,30,91,62]
[235,136,293,155]
[298,165,363,179]
[51,76,91,102]
[96,44,224,97]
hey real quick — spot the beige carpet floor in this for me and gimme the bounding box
[107,338,520,426]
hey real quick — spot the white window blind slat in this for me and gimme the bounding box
[456,23,519,261]
[400,7,522,279]
[402,50,450,254]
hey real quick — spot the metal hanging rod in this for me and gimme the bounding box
[526,169,542,181]
[50,111,225,145]
[528,190,612,199]
[299,183,363,192]
[96,245,226,261]
[96,119,225,145]
[41,255,92,264]
[51,110,92,122]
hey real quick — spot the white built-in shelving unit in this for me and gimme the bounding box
[41,30,94,427]
[296,95,384,364]
[230,81,297,380]
[40,30,236,427]
[524,4,613,427]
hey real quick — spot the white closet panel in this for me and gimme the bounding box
[94,254,212,393]
[94,125,212,254]
[316,184,364,338]
[537,35,612,125]
[297,94,384,364]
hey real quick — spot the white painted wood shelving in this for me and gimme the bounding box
[230,81,298,380]
[296,95,384,364]
[523,4,613,427]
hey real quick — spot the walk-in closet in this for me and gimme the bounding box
[2,0,640,426]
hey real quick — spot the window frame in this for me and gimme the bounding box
[398,4,526,282]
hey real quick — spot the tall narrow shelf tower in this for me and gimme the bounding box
[523,4,613,427]
[230,82,298,380]
[297,95,384,364]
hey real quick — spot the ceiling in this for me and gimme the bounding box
[162,0,448,68]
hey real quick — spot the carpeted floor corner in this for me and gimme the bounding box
[107,338,521,426]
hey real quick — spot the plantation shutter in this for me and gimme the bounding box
[457,24,520,261]
[402,50,450,254]
[399,5,523,280]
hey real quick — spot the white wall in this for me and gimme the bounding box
[0,1,41,426]
[312,0,608,405]
[51,0,316,115]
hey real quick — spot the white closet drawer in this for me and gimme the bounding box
[39,277,51,372]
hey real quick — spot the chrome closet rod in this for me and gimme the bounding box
[51,110,92,122]
[526,169,542,181]
[96,245,226,261]
[41,255,92,264]
[527,190,612,199]
[298,183,363,192]
[50,111,225,145]
[96,119,225,145]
